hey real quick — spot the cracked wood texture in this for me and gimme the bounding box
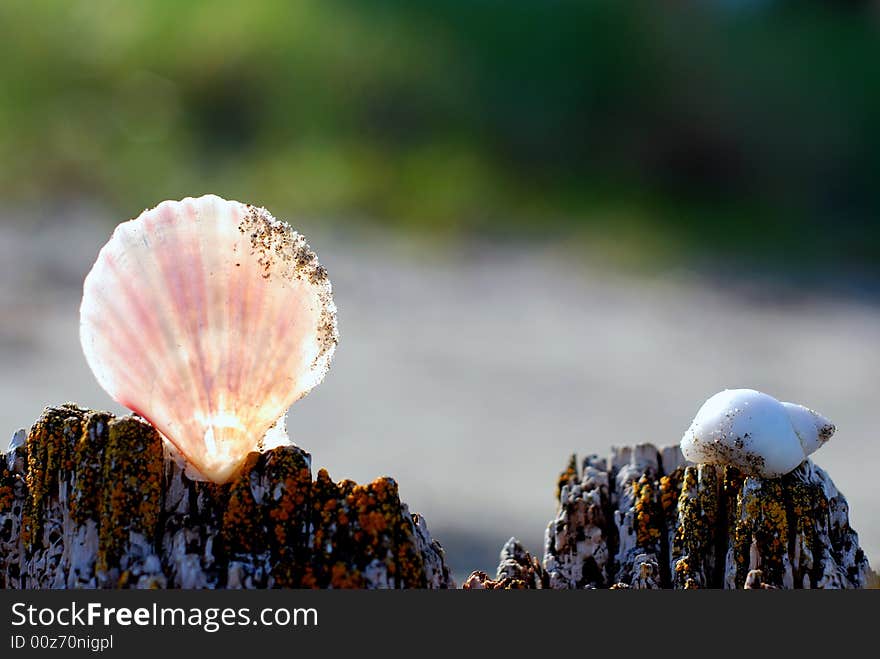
[0,404,453,589]
[464,444,873,589]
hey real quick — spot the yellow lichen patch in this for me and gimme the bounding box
[22,404,86,549]
[97,417,164,573]
[682,465,698,492]
[556,454,578,500]
[673,558,700,589]
[659,468,683,520]
[69,412,111,525]
[721,466,743,526]
[670,465,722,587]
[733,477,789,587]
[12,404,439,589]
[673,468,702,551]
[698,465,719,528]
[780,467,827,587]
[634,475,661,548]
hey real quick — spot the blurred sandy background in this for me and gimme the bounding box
[2,1,880,579]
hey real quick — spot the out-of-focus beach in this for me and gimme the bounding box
[2,211,877,581]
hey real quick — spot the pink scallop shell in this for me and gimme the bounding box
[80,195,337,483]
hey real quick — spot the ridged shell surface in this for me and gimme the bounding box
[80,195,337,483]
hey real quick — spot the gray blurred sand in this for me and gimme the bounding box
[2,209,879,581]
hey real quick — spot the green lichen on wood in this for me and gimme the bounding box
[672,466,700,586]
[675,463,827,588]
[669,461,863,588]
[672,465,721,588]
[97,416,164,574]
[733,477,789,587]
[721,465,743,531]
[7,404,451,589]
[69,411,111,525]
[479,446,868,590]
[698,465,719,530]
[22,404,87,549]
[784,468,823,588]
[17,405,165,582]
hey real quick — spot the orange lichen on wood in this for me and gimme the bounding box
[475,445,870,589]
[556,454,578,499]
[263,447,312,586]
[634,475,661,547]
[1,404,452,590]
[221,453,263,556]
[0,466,13,512]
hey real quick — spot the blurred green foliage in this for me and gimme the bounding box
[1,0,880,271]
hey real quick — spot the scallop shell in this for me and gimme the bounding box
[80,195,337,483]
[679,388,834,478]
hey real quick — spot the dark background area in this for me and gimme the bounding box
[3,1,880,282]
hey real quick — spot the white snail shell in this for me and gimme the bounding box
[680,389,835,478]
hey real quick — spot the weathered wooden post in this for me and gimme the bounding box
[1,404,454,589]
[464,443,874,589]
